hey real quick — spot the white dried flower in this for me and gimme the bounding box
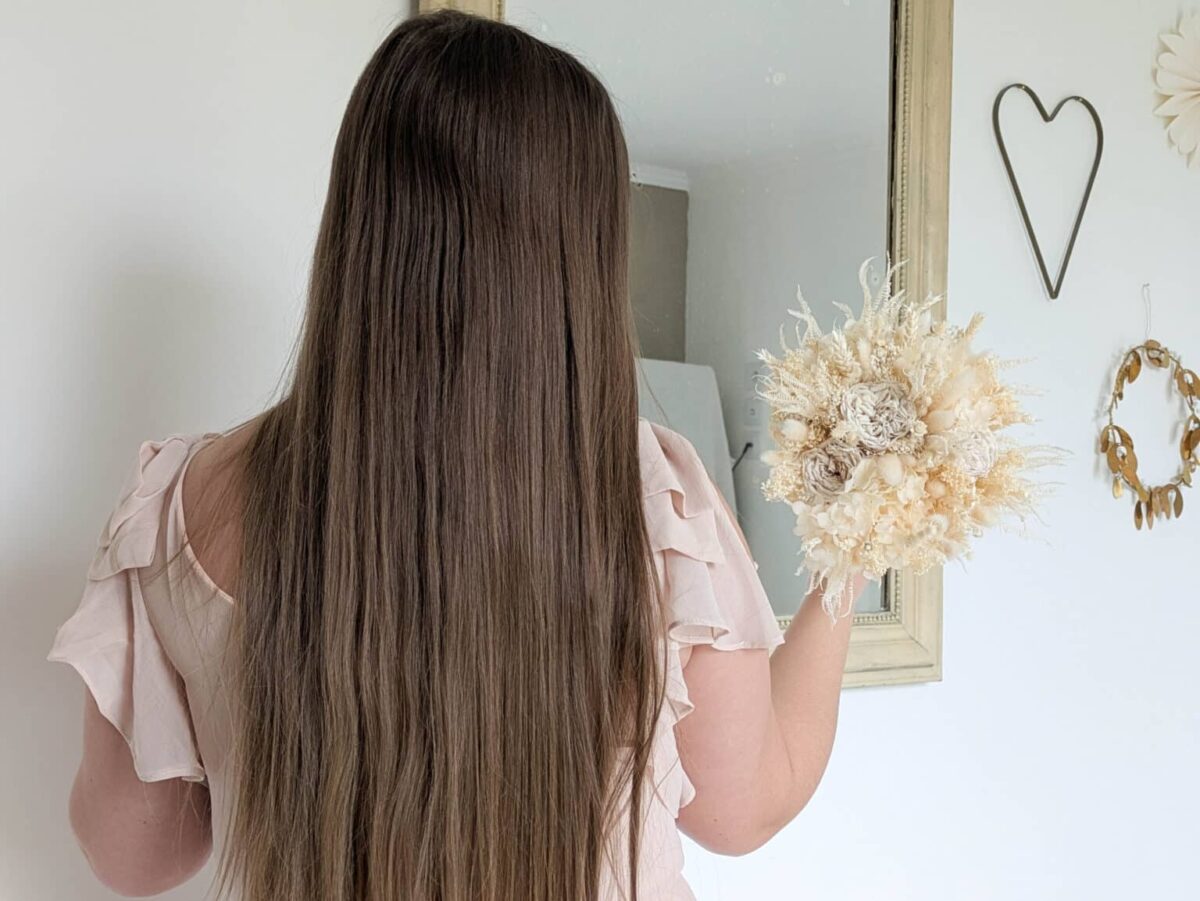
[876,452,904,487]
[839,380,918,453]
[924,408,957,433]
[779,418,810,442]
[800,440,863,497]
[952,428,999,478]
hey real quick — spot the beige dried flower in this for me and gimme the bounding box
[839,380,919,452]
[799,441,863,497]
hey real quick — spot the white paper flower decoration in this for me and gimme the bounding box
[1154,14,1200,169]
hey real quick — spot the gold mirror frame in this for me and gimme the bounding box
[418,0,504,18]
[837,0,952,688]
[419,0,953,687]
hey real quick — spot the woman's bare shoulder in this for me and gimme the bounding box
[181,416,263,598]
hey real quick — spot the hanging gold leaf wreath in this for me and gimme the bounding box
[1101,339,1200,530]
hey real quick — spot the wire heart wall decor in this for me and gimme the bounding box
[992,83,1104,300]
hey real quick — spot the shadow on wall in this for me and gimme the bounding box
[10,232,257,900]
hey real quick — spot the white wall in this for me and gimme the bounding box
[0,2,403,898]
[681,2,1200,899]
[6,2,1200,900]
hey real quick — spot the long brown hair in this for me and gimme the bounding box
[213,11,664,901]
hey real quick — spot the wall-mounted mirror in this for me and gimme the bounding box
[423,0,952,687]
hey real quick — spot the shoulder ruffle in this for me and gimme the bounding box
[48,435,208,783]
[638,419,785,815]
[87,437,193,580]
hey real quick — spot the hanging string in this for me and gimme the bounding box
[1141,283,1153,341]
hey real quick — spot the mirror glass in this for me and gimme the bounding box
[506,0,895,617]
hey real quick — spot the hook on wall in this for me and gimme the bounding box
[1141,283,1153,341]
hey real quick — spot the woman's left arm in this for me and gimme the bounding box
[68,690,212,897]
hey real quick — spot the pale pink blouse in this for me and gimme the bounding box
[48,418,784,900]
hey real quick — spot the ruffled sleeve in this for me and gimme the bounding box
[639,418,784,813]
[47,437,207,784]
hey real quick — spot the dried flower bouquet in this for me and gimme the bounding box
[757,260,1054,618]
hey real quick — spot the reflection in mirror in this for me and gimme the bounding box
[506,1,894,619]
